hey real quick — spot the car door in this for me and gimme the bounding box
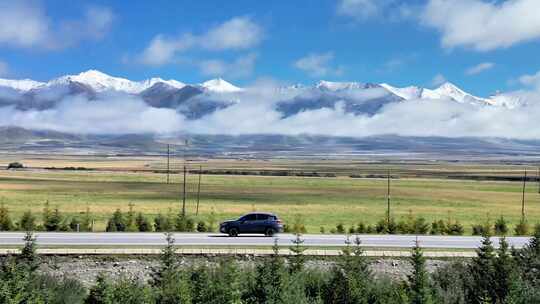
[254,214,269,233]
[240,214,257,233]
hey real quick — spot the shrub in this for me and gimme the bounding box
[69,217,82,232]
[0,202,13,231]
[494,216,509,235]
[514,219,530,236]
[207,208,217,232]
[336,223,345,234]
[20,210,36,231]
[431,219,447,235]
[43,204,63,232]
[125,203,138,232]
[413,217,430,234]
[106,209,126,232]
[365,225,375,234]
[154,213,171,232]
[348,226,356,234]
[376,217,398,234]
[356,222,367,234]
[320,226,326,234]
[7,162,23,169]
[175,214,195,232]
[196,221,207,232]
[136,213,152,232]
[472,220,492,236]
[446,221,465,235]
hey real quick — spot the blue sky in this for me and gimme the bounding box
[1,0,540,96]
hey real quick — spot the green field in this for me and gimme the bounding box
[0,156,539,233]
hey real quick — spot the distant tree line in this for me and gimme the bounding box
[2,228,540,303]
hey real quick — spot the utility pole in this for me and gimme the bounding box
[166,144,170,184]
[387,169,391,226]
[196,165,202,216]
[522,170,527,222]
[537,167,539,195]
[182,165,187,217]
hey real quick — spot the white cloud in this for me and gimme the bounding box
[336,0,397,21]
[431,74,447,87]
[0,1,50,48]
[421,0,540,51]
[294,52,344,77]
[0,1,114,50]
[200,17,262,50]
[0,93,184,134]
[519,70,540,89]
[139,34,195,66]
[466,62,495,75]
[137,17,262,66]
[199,53,257,79]
[3,81,540,139]
[0,61,8,77]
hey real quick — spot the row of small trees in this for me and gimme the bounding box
[105,205,218,233]
[0,201,93,232]
[2,228,540,303]
[325,214,537,236]
[1,202,538,235]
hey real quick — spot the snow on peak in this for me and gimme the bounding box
[201,78,242,93]
[48,70,185,93]
[315,80,365,91]
[380,83,422,100]
[0,78,45,91]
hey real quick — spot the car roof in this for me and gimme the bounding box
[242,212,276,216]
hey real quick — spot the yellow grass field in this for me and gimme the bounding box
[0,155,539,232]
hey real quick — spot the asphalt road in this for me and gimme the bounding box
[0,233,533,249]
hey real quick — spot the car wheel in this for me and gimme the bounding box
[228,228,239,237]
[265,228,276,237]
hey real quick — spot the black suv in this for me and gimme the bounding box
[219,212,284,237]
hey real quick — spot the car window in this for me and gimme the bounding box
[257,214,269,221]
[244,214,257,221]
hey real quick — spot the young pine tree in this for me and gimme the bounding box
[154,213,170,232]
[20,210,36,231]
[85,273,113,304]
[408,241,433,304]
[0,202,13,231]
[467,233,497,303]
[252,239,285,304]
[289,233,306,274]
[81,205,93,232]
[18,231,39,272]
[151,232,191,304]
[136,212,152,232]
[492,237,515,303]
[106,209,126,232]
[126,203,138,232]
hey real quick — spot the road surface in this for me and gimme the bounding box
[0,233,533,249]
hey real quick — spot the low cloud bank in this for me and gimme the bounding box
[1,83,540,139]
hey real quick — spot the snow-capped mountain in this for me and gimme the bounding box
[0,69,528,120]
[421,82,492,106]
[315,80,367,91]
[46,70,185,93]
[200,78,242,93]
[380,83,423,100]
[0,78,45,91]
[381,82,493,106]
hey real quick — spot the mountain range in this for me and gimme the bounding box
[0,70,524,120]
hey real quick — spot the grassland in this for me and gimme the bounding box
[0,155,539,233]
